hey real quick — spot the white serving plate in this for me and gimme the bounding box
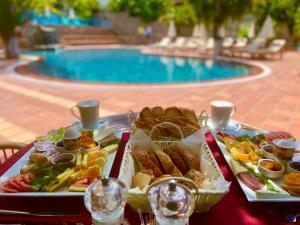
[214,130,300,202]
[0,130,121,197]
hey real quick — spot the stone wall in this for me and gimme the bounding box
[103,11,168,45]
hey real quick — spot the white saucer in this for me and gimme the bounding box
[72,120,109,131]
[204,118,242,131]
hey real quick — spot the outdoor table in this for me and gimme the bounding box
[0,114,299,225]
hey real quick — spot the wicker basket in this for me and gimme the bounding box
[118,122,229,213]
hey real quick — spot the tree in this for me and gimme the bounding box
[107,0,166,22]
[159,0,196,25]
[63,0,100,18]
[254,0,300,43]
[0,0,30,58]
[0,0,100,58]
[188,0,252,38]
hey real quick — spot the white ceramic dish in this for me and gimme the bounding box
[80,141,100,154]
[54,141,79,154]
[204,118,242,131]
[287,161,300,173]
[258,159,284,179]
[0,131,121,197]
[72,120,109,131]
[52,153,76,166]
[214,130,300,202]
[261,144,274,160]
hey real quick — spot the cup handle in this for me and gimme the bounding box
[231,106,237,117]
[70,105,80,120]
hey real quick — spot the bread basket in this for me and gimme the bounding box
[118,122,229,213]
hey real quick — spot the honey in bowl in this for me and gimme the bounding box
[261,160,282,171]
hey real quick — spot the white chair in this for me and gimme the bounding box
[252,39,287,59]
[168,37,188,48]
[204,38,215,51]
[152,37,172,48]
[222,37,234,48]
[233,37,248,48]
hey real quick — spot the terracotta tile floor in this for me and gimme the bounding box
[0,51,300,143]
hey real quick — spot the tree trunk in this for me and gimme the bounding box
[212,24,222,57]
[3,37,19,59]
[287,25,296,48]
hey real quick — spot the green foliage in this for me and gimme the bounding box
[68,0,100,18]
[107,0,127,12]
[0,0,30,43]
[126,0,165,22]
[106,0,166,22]
[253,0,300,36]
[28,0,62,15]
[160,0,196,25]
[188,0,252,36]
[237,24,250,38]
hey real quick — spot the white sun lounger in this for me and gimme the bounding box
[251,39,287,59]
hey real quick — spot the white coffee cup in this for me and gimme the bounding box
[71,100,100,130]
[210,100,235,130]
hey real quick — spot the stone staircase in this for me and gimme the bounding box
[57,26,123,47]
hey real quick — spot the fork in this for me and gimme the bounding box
[284,212,300,223]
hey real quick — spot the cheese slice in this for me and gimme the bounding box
[229,158,248,176]
[256,189,290,198]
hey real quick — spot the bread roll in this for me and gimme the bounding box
[140,107,152,118]
[163,146,188,175]
[154,150,183,176]
[180,108,198,122]
[177,146,200,171]
[165,107,183,117]
[148,151,164,173]
[131,146,163,177]
[152,106,164,118]
[132,172,152,189]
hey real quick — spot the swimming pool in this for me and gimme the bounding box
[24,49,251,83]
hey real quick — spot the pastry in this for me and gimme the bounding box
[152,106,164,118]
[177,146,200,171]
[185,169,213,189]
[165,107,183,117]
[163,145,188,175]
[154,150,183,176]
[131,146,163,177]
[132,172,153,189]
[148,151,164,173]
[179,108,198,123]
[140,107,152,118]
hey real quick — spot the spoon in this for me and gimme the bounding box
[284,212,300,223]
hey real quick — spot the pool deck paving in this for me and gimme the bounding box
[0,51,300,144]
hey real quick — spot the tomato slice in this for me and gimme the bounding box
[74,178,89,185]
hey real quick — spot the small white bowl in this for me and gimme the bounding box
[54,140,65,152]
[287,161,300,173]
[261,144,274,160]
[54,140,79,153]
[258,159,284,179]
[52,153,76,165]
[80,141,100,154]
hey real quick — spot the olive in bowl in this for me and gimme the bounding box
[258,159,284,179]
[261,144,274,160]
[287,161,300,173]
[52,153,76,166]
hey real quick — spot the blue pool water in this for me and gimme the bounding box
[24,49,251,83]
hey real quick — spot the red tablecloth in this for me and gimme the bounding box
[0,133,299,224]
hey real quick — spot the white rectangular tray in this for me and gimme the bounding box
[214,130,300,202]
[0,130,122,197]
